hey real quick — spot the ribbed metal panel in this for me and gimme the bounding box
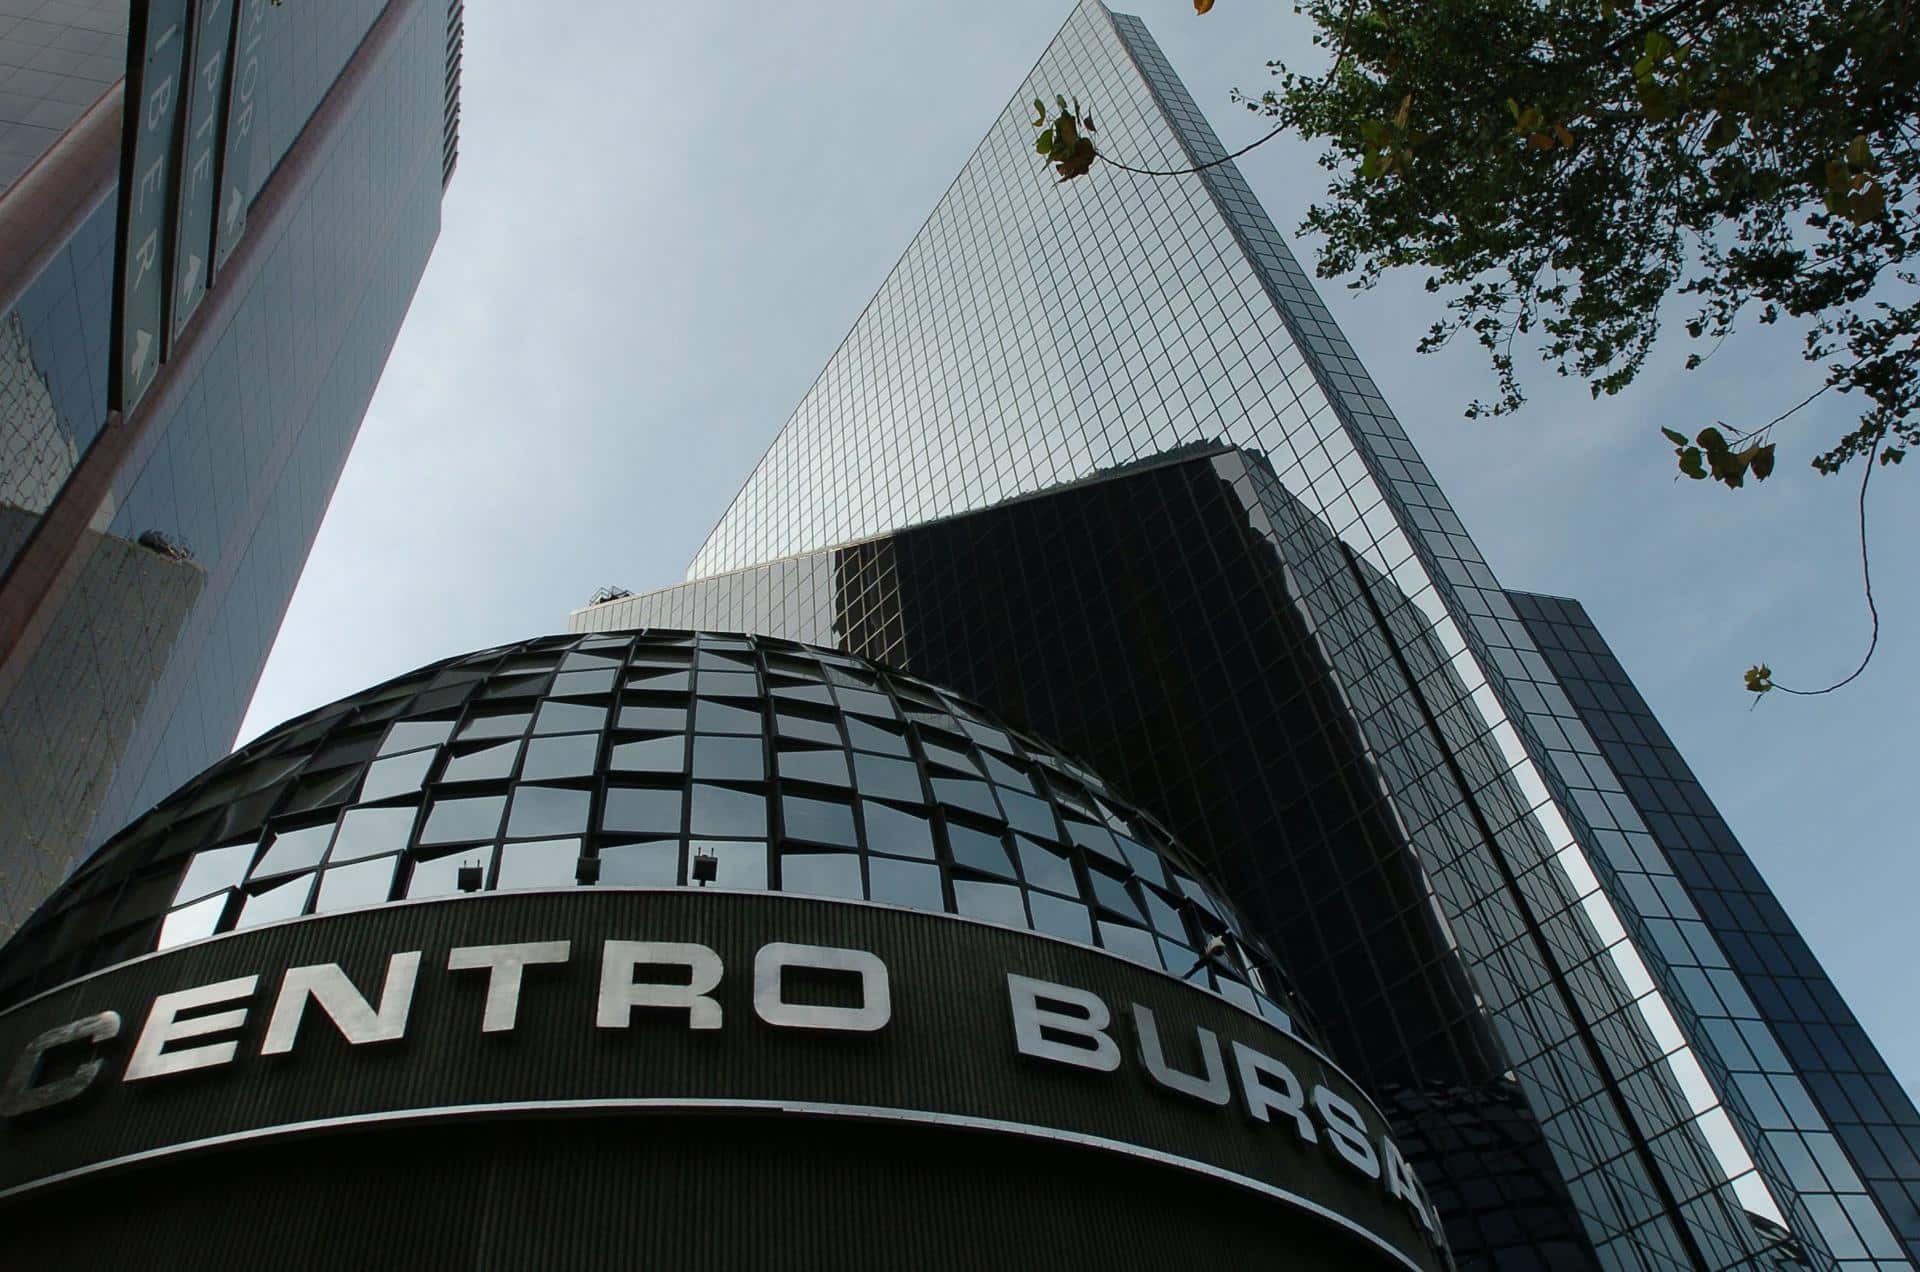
[0,889,1438,1269]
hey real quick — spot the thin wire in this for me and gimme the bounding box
[1097,119,1289,177]
[1772,437,1882,696]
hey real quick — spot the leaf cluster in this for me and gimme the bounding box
[1241,0,1919,488]
[1033,95,1099,182]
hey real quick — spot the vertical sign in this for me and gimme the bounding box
[166,0,235,351]
[211,0,268,273]
[112,0,194,412]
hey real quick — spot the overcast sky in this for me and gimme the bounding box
[241,2,1916,1095]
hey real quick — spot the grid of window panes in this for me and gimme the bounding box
[591,1,1831,1265]
[1510,591,1920,1267]
[0,0,459,940]
[0,632,1304,1041]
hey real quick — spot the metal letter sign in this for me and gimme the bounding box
[213,0,269,274]
[112,0,194,412]
[167,0,235,350]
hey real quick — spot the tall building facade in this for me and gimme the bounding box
[571,3,1920,1268]
[0,0,463,933]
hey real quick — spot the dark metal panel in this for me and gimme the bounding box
[0,889,1440,1270]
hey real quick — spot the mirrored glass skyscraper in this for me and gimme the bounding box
[0,0,463,934]
[573,3,1920,1267]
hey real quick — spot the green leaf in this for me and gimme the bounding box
[1696,426,1728,454]
[1744,665,1773,694]
[1749,443,1775,481]
[1679,447,1707,479]
[1661,427,1689,445]
[1846,134,1872,168]
[1036,129,1055,155]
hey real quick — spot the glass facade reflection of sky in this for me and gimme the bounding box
[571,4,1916,1268]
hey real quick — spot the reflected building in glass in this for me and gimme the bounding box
[572,2,1920,1268]
[0,0,464,932]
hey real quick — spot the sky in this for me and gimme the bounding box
[241,3,1916,1095]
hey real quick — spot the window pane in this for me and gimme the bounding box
[696,671,759,698]
[361,748,435,801]
[694,699,761,734]
[999,789,1058,841]
[610,736,684,772]
[506,786,589,838]
[783,795,856,846]
[862,801,934,859]
[598,840,680,886]
[521,733,599,780]
[1066,819,1123,865]
[602,786,683,834]
[780,852,864,900]
[314,856,398,913]
[778,747,850,786]
[688,840,767,889]
[498,838,582,890]
[1028,892,1093,945]
[1016,837,1077,896]
[1141,885,1189,941]
[618,703,686,732]
[948,824,1014,878]
[1088,869,1144,921]
[332,804,419,861]
[236,873,315,929]
[550,668,616,696]
[690,784,766,837]
[157,893,227,949]
[533,701,606,735]
[776,711,840,745]
[254,823,334,878]
[1116,836,1167,887]
[954,880,1027,929]
[1097,920,1161,969]
[174,842,255,904]
[853,752,922,803]
[844,717,908,756]
[408,847,496,899]
[693,735,765,780]
[868,856,943,910]
[837,688,896,719]
[442,740,520,782]
[932,778,1000,820]
[420,795,505,845]
[379,719,452,756]
[459,711,530,741]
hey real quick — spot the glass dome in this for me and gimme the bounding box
[0,631,1302,1033]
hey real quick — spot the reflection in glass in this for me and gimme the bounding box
[236,873,315,929]
[458,711,530,741]
[420,795,506,844]
[618,703,686,732]
[550,668,616,696]
[505,785,590,838]
[948,824,1015,878]
[933,778,1000,820]
[408,847,496,899]
[844,717,908,756]
[498,838,581,890]
[441,740,520,782]
[1028,891,1093,944]
[854,752,921,803]
[314,855,397,913]
[158,893,227,949]
[1098,920,1162,969]
[521,733,598,780]
[174,842,255,904]
[1016,837,1077,896]
[379,719,453,755]
[693,735,764,780]
[687,840,767,889]
[954,880,1027,928]
[533,701,605,735]
[696,670,758,698]
[782,794,856,845]
[332,804,418,861]
[598,839,680,886]
[610,736,683,771]
[862,801,935,858]
[780,852,863,900]
[778,747,850,786]
[694,698,761,734]
[602,785,683,834]
[690,783,766,836]
[255,822,335,878]
[869,856,944,909]
[361,748,436,801]
[999,789,1058,840]
[776,711,840,745]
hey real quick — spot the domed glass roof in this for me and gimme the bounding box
[0,631,1301,1032]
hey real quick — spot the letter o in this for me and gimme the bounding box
[753,943,890,1032]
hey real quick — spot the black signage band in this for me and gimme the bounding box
[0,890,1444,1270]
